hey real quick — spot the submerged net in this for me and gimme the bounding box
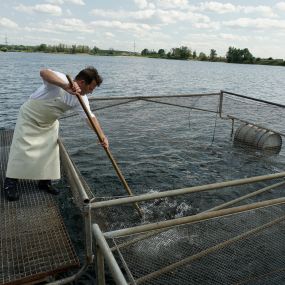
[59,91,285,203]
[59,91,285,284]
[108,204,285,285]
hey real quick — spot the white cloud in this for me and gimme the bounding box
[46,0,64,4]
[240,5,277,18]
[156,0,189,10]
[134,0,156,9]
[133,9,156,19]
[46,0,85,5]
[193,21,220,30]
[0,17,18,29]
[14,4,32,13]
[23,26,61,34]
[35,4,62,15]
[186,2,276,17]
[198,2,236,14]
[219,33,249,41]
[90,20,156,33]
[105,32,115,37]
[91,7,210,25]
[60,18,90,31]
[67,0,85,5]
[224,18,285,29]
[275,2,285,11]
[156,9,210,24]
[90,9,155,20]
[39,18,92,33]
[134,0,148,9]
[15,4,62,16]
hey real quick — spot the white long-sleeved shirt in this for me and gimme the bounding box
[30,70,94,118]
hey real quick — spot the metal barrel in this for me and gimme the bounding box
[234,124,282,153]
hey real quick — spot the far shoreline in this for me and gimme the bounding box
[1,48,284,68]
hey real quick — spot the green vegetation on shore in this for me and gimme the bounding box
[1,43,284,67]
[141,46,285,66]
[0,43,131,56]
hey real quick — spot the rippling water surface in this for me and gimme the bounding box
[1,52,285,201]
[1,53,285,283]
[1,52,285,129]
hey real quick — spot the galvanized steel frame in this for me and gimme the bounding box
[90,189,285,284]
[47,141,93,285]
[93,224,128,285]
[102,197,285,239]
[220,90,285,137]
[58,91,285,284]
[90,172,285,210]
[90,172,285,284]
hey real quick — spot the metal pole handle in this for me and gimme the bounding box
[66,75,143,217]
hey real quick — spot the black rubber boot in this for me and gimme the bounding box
[4,178,19,201]
[38,180,60,195]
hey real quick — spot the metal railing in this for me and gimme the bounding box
[90,172,285,284]
[56,91,285,284]
[90,172,285,210]
[47,140,93,285]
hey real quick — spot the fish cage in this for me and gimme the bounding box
[57,90,285,284]
[1,90,285,285]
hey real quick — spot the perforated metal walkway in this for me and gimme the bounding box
[0,130,80,285]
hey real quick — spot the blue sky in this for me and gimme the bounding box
[1,0,285,58]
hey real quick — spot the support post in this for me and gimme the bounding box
[219,90,224,117]
[92,224,128,285]
[84,204,93,263]
[95,244,106,285]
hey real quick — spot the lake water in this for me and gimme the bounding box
[1,52,285,130]
[1,51,285,208]
[0,53,285,126]
[1,52,285,284]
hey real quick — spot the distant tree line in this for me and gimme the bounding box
[141,46,228,62]
[226,47,254,63]
[1,43,285,66]
[140,46,285,66]
[0,43,133,56]
[36,43,92,54]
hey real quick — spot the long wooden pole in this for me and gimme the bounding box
[66,75,143,217]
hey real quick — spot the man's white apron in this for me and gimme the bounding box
[6,98,71,180]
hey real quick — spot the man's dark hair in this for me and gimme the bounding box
[75,66,103,86]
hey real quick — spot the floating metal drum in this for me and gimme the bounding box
[234,124,282,153]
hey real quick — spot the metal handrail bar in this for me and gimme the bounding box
[90,172,285,209]
[84,204,93,263]
[62,94,219,119]
[89,92,220,101]
[60,99,140,120]
[92,98,140,112]
[58,139,90,204]
[141,98,218,113]
[92,224,128,285]
[204,180,285,212]
[110,180,285,251]
[48,140,94,285]
[103,197,285,238]
[59,140,93,258]
[221,90,285,108]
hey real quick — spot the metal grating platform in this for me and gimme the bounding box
[0,130,80,285]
